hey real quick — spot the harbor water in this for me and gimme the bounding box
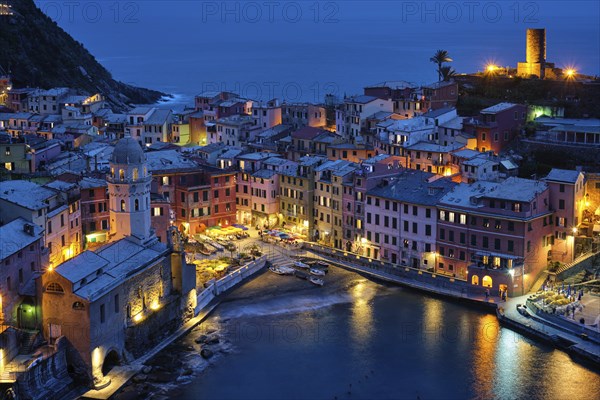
[148,267,600,400]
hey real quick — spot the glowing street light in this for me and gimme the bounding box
[486,64,498,73]
[565,68,577,80]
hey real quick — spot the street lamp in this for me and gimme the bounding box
[486,64,498,74]
[565,68,577,80]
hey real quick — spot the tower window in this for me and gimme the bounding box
[133,168,139,180]
[135,199,139,211]
[119,169,125,180]
[121,200,126,211]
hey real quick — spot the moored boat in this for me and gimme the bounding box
[279,265,296,275]
[294,260,310,269]
[309,276,324,286]
[269,266,285,275]
[309,268,325,276]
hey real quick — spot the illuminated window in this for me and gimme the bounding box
[482,275,493,288]
[449,212,455,223]
[472,275,479,285]
[121,200,126,211]
[459,214,466,225]
[119,169,125,180]
[133,168,139,180]
[4,162,12,171]
[46,282,65,293]
[493,257,501,267]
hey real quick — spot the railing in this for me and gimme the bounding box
[305,242,467,284]
[194,256,267,314]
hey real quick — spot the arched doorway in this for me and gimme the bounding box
[102,350,121,376]
[471,275,479,285]
[18,298,37,330]
[482,275,493,288]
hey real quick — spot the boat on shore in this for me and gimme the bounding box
[279,265,296,275]
[309,276,324,286]
[309,268,325,276]
[269,266,286,275]
[294,260,310,269]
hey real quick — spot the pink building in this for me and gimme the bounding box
[249,169,280,228]
[544,168,586,263]
[341,155,405,253]
[437,177,554,296]
[463,103,527,155]
[364,170,456,266]
[0,218,47,330]
[235,153,283,227]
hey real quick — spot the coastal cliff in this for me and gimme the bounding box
[0,0,165,111]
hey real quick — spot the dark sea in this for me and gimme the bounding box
[35,0,600,109]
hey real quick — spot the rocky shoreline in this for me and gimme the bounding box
[113,323,231,400]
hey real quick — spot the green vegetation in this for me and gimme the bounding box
[430,50,452,82]
[0,0,164,111]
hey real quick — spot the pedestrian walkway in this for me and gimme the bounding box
[500,296,600,363]
[304,248,500,308]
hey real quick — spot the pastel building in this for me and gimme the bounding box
[544,168,586,263]
[364,170,456,266]
[0,218,46,330]
[341,155,404,253]
[463,103,527,155]
[437,178,554,296]
[279,156,327,236]
[336,95,393,140]
[313,160,358,247]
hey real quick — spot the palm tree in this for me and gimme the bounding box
[439,66,457,82]
[430,50,452,81]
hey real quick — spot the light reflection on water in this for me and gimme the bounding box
[177,282,600,400]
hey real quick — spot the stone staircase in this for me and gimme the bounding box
[556,250,600,275]
[19,330,40,355]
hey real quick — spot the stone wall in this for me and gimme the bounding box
[194,257,267,314]
[15,337,73,400]
[124,295,181,359]
[558,253,600,280]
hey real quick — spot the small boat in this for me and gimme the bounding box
[309,276,324,286]
[294,260,310,269]
[315,261,329,269]
[309,268,325,277]
[279,265,296,275]
[269,266,285,275]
